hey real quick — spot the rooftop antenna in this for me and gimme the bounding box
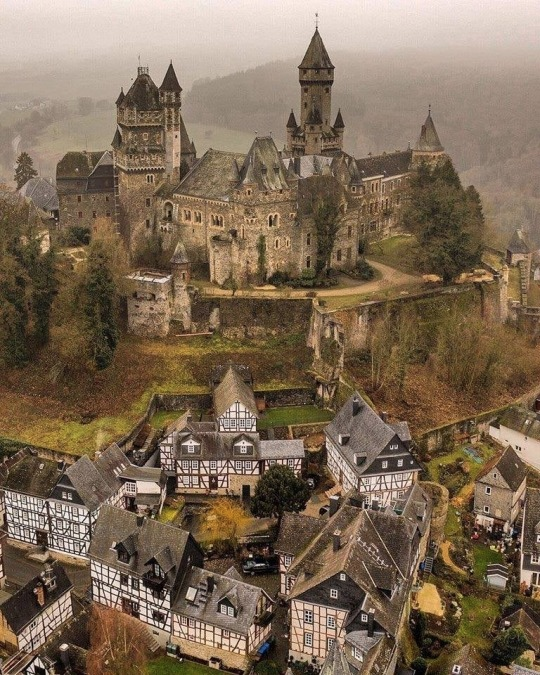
[315,12,319,29]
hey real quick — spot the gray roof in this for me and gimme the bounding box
[486,563,509,578]
[1,454,60,498]
[214,365,258,419]
[434,644,496,675]
[54,455,118,511]
[119,464,166,485]
[299,28,334,70]
[415,110,444,152]
[354,150,412,180]
[175,149,245,200]
[170,240,190,265]
[259,439,305,460]
[237,136,290,192]
[18,177,58,212]
[522,487,540,554]
[175,430,261,460]
[499,406,540,441]
[325,392,420,478]
[56,151,106,180]
[173,566,271,636]
[274,512,322,556]
[0,562,72,634]
[122,71,161,110]
[88,505,195,586]
[319,641,352,675]
[160,62,182,93]
[507,229,530,255]
[391,483,432,537]
[475,446,527,492]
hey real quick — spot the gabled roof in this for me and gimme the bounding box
[507,229,530,255]
[319,641,352,675]
[274,512,322,555]
[175,148,245,200]
[123,71,161,110]
[18,177,58,212]
[56,151,106,180]
[433,644,496,674]
[259,439,305,460]
[237,136,290,192]
[160,62,182,93]
[475,446,527,492]
[415,109,444,152]
[522,487,540,554]
[354,150,412,180]
[52,455,118,511]
[1,454,60,498]
[214,365,258,419]
[499,406,540,441]
[0,562,72,634]
[299,28,334,70]
[173,566,271,636]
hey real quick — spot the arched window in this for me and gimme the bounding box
[307,233,311,246]
[163,202,173,222]
[275,238,280,249]
[268,214,279,227]
[184,209,191,222]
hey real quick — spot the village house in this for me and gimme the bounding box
[274,512,322,596]
[499,604,540,658]
[89,505,204,647]
[159,364,305,497]
[171,565,274,670]
[18,177,59,223]
[0,562,73,655]
[473,446,527,534]
[325,393,420,506]
[490,406,540,473]
[520,487,540,593]
[281,485,431,673]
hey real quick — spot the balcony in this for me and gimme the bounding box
[143,571,167,593]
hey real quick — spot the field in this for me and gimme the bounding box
[366,235,420,276]
[0,332,312,456]
[257,405,333,430]
[147,658,216,675]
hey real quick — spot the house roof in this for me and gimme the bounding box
[56,151,106,180]
[237,136,290,192]
[522,487,540,554]
[213,365,258,419]
[324,392,420,479]
[175,148,245,200]
[499,406,540,441]
[486,563,509,579]
[415,110,444,153]
[174,430,261,460]
[475,446,527,492]
[18,177,59,212]
[274,512,322,556]
[501,606,540,652]
[119,464,165,485]
[299,28,334,70]
[122,71,161,110]
[53,455,118,511]
[88,505,196,586]
[432,644,496,675]
[0,562,72,634]
[354,150,412,180]
[507,229,530,255]
[173,566,271,636]
[319,641,352,675]
[333,109,345,129]
[1,454,60,498]
[160,62,182,93]
[259,439,305,460]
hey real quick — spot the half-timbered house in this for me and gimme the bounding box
[172,565,274,670]
[274,512,321,596]
[325,393,420,506]
[0,562,73,655]
[214,365,258,433]
[284,485,431,673]
[520,487,540,592]
[89,505,204,646]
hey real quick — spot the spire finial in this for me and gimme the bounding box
[138,54,141,67]
[315,12,319,29]
[428,103,431,115]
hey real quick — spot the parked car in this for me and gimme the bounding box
[241,555,279,575]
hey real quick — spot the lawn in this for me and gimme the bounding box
[444,507,462,538]
[426,443,496,485]
[456,595,499,651]
[257,405,334,430]
[0,332,312,456]
[366,234,420,276]
[472,542,503,580]
[147,657,216,675]
[158,501,184,524]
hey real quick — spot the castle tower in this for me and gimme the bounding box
[113,66,166,246]
[159,62,182,181]
[412,107,446,164]
[284,29,344,157]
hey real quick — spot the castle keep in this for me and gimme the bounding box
[57,29,446,288]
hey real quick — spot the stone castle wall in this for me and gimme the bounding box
[58,192,113,231]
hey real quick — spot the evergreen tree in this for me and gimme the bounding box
[402,159,484,284]
[491,626,528,665]
[29,248,58,346]
[14,152,38,190]
[250,465,310,522]
[0,256,29,367]
[84,241,118,370]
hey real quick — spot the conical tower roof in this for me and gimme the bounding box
[416,108,444,152]
[287,109,298,129]
[115,88,125,106]
[333,108,345,129]
[299,28,334,70]
[124,69,160,110]
[160,62,182,93]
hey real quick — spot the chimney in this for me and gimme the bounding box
[41,564,57,590]
[380,411,388,424]
[34,583,45,607]
[136,515,145,528]
[352,396,361,416]
[332,530,342,553]
[367,609,375,637]
[329,495,340,517]
[207,575,215,593]
[59,643,70,669]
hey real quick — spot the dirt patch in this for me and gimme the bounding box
[440,540,466,576]
[415,582,445,617]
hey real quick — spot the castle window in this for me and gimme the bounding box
[371,183,375,193]
[246,189,252,196]
[194,211,202,223]
[306,256,311,269]
[304,102,307,109]
[92,211,97,218]
[348,226,352,237]
[146,174,154,184]
[285,237,290,248]
[143,133,148,141]
[275,238,279,249]
[77,195,82,203]
[78,211,83,218]
[268,214,279,227]
[327,69,331,75]
[351,186,356,193]
[306,233,311,246]
[325,87,330,94]
[304,87,308,93]
[184,209,191,222]
[336,249,342,262]
[146,198,151,207]
[146,219,151,229]
[396,195,401,205]
[347,247,351,260]
[106,211,111,217]
[382,184,386,193]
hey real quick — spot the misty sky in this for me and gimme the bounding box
[2,0,540,79]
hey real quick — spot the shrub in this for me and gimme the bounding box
[410,657,428,675]
[268,270,291,286]
[58,226,91,246]
[352,259,375,280]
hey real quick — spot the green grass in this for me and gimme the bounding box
[426,443,496,485]
[257,405,333,430]
[151,410,189,429]
[158,502,184,524]
[508,266,521,301]
[472,542,503,579]
[147,657,216,675]
[456,595,499,650]
[366,235,420,276]
[444,507,463,538]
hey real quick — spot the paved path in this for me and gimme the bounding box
[440,540,466,576]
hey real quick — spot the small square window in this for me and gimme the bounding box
[484,505,490,514]
[397,459,403,467]
[339,573,346,581]
[120,574,128,585]
[304,632,313,647]
[330,588,338,599]
[382,461,388,469]
[361,612,368,622]
[485,487,492,495]
[327,616,336,628]
[223,629,230,637]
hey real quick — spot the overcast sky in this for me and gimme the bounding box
[2,1,540,82]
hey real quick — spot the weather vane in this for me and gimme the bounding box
[315,12,319,29]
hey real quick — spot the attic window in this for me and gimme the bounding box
[220,603,235,617]
[493,473,497,479]
[536,534,540,543]
[330,588,338,599]
[186,586,197,602]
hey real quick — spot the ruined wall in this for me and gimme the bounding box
[58,192,113,230]
[126,272,173,338]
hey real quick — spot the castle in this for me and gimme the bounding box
[57,29,446,287]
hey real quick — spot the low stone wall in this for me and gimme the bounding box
[420,481,449,546]
[255,387,315,407]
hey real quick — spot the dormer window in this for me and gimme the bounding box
[118,549,130,564]
[219,601,236,617]
[153,563,164,579]
[361,612,368,622]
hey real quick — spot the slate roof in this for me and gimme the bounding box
[391,483,432,537]
[415,110,444,152]
[287,155,334,179]
[508,229,530,255]
[287,110,298,129]
[259,439,305,459]
[333,109,345,129]
[325,392,420,479]
[434,644,496,675]
[238,136,290,192]
[18,177,58,212]
[175,149,245,200]
[475,446,527,492]
[499,406,540,441]
[175,430,261,460]
[160,62,182,93]
[274,512,322,555]
[122,71,161,110]
[89,505,196,585]
[52,455,118,511]
[1,454,60,497]
[173,566,271,636]
[170,240,190,265]
[299,28,334,70]
[319,641,352,675]
[522,487,540,554]
[56,151,105,180]
[0,562,72,634]
[211,363,253,387]
[355,150,412,180]
[119,464,166,486]
[214,365,258,419]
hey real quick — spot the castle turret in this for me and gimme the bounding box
[412,107,445,163]
[159,62,182,180]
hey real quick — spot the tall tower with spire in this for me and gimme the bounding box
[159,62,182,180]
[284,28,344,157]
[412,107,446,164]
